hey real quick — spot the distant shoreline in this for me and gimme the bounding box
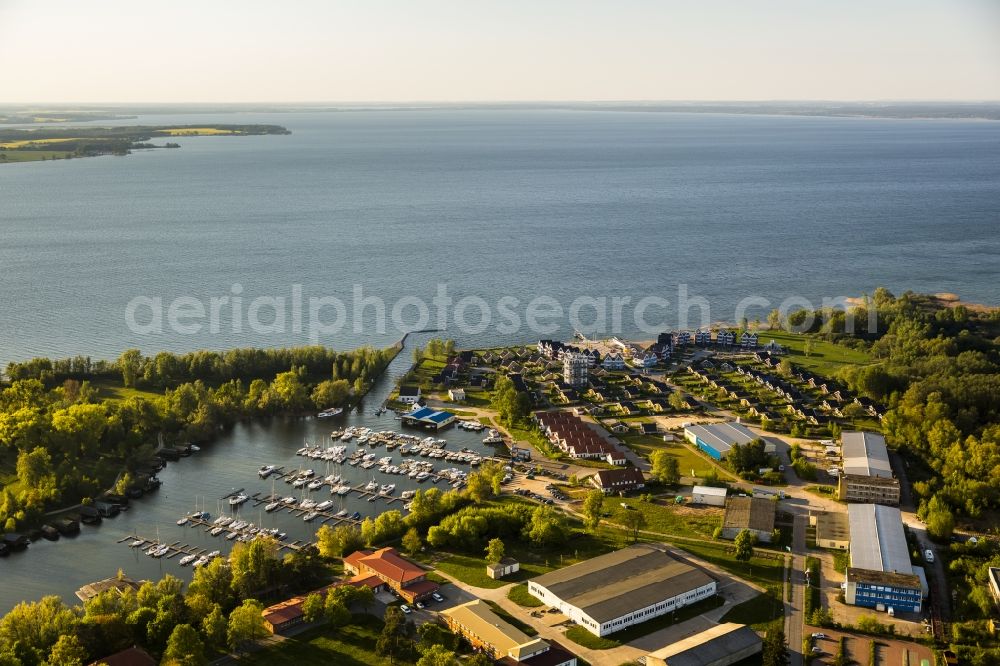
[0,123,290,164]
[3,102,1000,123]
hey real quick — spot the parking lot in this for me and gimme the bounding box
[804,627,933,666]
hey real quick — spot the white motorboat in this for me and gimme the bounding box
[228,493,248,506]
[259,465,276,478]
[179,554,197,566]
[315,500,334,511]
[176,517,188,526]
[318,407,344,418]
[380,484,395,495]
[264,501,280,512]
[303,511,319,522]
[307,479,324,490]
[211,526,224,536]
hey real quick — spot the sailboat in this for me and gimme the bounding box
[265,477,280,512]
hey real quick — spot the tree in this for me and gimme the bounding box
[316,523,364,559]
[323,593,351,627]
[201,605,227,652]
[734,529,756,572]
[163,624,206,666]
[466,655,492,666]
[16,447,54,490]
[925,495,955,541]
[761,627,789,666]
[402,527,423,555]
[0,596,78,663]
[582,490,604,531]
[301,593,325,623]
[485,537,505,564]
[229,537,280,597]
[417,623,455,652]
[650,450,680,485]
[187,557,234,611]
[417,645,459,666]
[668,391,688,411]
[767,309,782,330]
[118,349,144,388]
[227,600,267,651]
[376,606,413,664]
[616,506,646,543]
[464,471,493,503]
[47,634,87,666]
[311,379,350,408]
[524,505,567,547]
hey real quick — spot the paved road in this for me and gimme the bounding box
[785,513,808,666]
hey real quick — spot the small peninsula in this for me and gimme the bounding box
[0,124,291,164]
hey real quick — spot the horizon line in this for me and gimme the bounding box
[4,99,1000,107]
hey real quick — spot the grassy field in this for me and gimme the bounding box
[239,616,405,666]
[604,496,722,541]
[0,137,80,148]
[507,583,544,607]
[154,127,236,135]
[673,538,786,633]
[89,378,165,403]
[757,330,872,375]
[432,518,622,589]
[618,435,722,479]
[720,589,785,633]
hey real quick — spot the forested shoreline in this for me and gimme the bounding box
[0,345,397,535]
[791,289,1000,532]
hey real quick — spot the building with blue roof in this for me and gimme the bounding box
[402,406,456,430]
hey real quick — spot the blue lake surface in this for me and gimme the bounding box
[2,109,999,364]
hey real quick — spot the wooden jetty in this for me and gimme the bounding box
[118,531,312,556]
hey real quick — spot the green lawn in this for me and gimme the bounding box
[89,378,165,403]
[720,590,785,633]
[756,331,872,375]
[506,423,562,460]
[239,615,408,666]
[432,523,620,589]
[604,496,722,541]
[565,626,620,650]
[507,583,543,607]
[619,435,721,479]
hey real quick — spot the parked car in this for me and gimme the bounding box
[924,549,935,563]
[400,605,411,614]
[431,592,444,602]
[415,601,425,609]
[811,633,827,639]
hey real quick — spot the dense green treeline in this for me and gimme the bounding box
[797,289,1000,528]
[0,536,339,666]
[0,346,396,535]
[7,345,394,392]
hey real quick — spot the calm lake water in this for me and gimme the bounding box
[2,109,1000,610]
[2,109,1000,364]
[0,334,501,613]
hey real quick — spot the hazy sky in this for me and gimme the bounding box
[1,0,998,103]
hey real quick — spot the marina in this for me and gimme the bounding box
[0,332,509,614]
